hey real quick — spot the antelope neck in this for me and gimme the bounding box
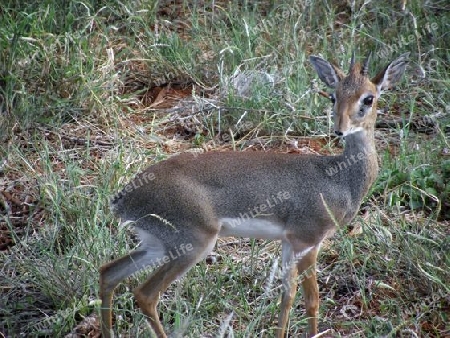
[342,128,379,202]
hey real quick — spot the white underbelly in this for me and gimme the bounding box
[219,217,286,240]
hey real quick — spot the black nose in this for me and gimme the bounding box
[335,130,343,136]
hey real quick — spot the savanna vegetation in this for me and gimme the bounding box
[1,0,449,336]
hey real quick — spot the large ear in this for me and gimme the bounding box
[372,52,410,96]
[309,55,345,89]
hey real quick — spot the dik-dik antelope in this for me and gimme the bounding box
[99,51,409,337]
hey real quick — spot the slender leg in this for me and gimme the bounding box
[99,250,150,338]
[134,236,217,338]
[296,246,320,337]
[133,262,179,338]
[277,241,298,338]
[278,239,320,338]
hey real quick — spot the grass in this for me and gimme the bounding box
[0,0,449,336]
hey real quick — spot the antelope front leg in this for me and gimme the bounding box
[277,241,299,338]
[297,247,320,336]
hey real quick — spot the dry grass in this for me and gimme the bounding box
[1,0,449,337]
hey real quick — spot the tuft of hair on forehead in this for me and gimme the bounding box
[335,62,376,97]
[349,63,362,76]
[348,52,372,78]
[341,63,367,88]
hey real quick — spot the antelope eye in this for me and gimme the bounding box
[363,95,374,106]
[329,94,336,104]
